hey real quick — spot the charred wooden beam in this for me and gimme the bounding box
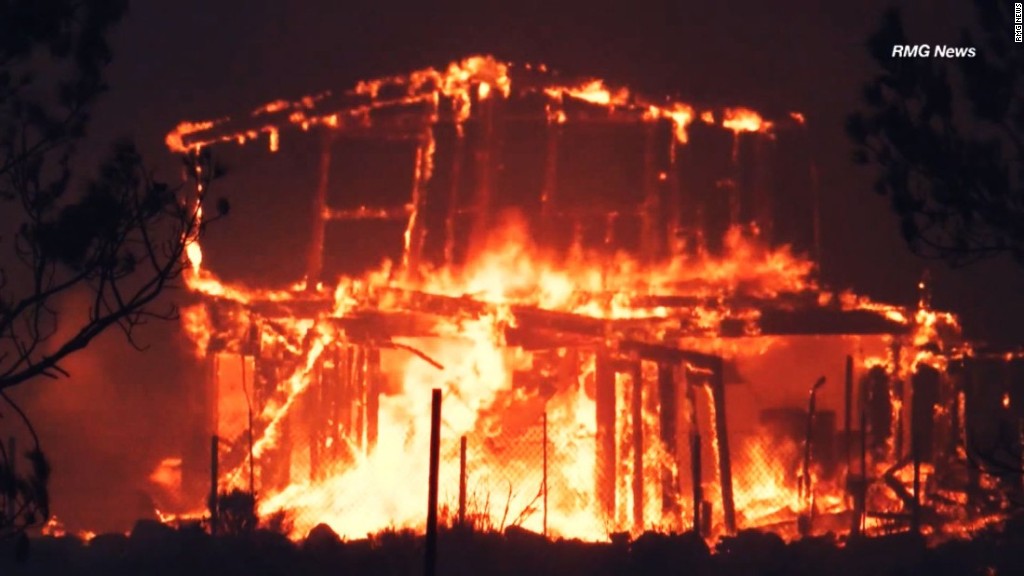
[595,351,617,522]
[686,372,703,536]
[758,308,910,336]
[658,362,680,522]
[505,327,602,351]
[844,355,854,470]
[390,288,493,317]
[665,137,681,256]
[247,298,334,320]
[618,340,719,368]
[330,345,347,462]
[540,115,560,233]
[469,90,496,249]
[306,129,333,287]
[444,125,465,267]
[631,361,644,532]
[912,365,940,464]
[641,123,660,262]
[403,129,434,273]
[514,307,609,339]
[309,360,324,481]
[367,347,381,451]
[709,356,737,534]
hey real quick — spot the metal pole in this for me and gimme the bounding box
[543,412,548,538]
[459,435,467,528]
[209,435,219,536]
[800,376,827,536]
[425,389,442,576]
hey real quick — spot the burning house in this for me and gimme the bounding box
[159,55,1022,541]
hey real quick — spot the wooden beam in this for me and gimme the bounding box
[595,351,617,522]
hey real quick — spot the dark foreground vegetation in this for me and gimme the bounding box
[3,517,1024,576]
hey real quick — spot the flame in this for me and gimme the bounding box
[160,55,979,545]
[722,107,773,134]
[166,55,795,154]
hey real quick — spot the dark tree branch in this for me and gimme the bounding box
[849,1,1024,268]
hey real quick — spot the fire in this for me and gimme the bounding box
[722,107,773,134]
[159,54,986,546]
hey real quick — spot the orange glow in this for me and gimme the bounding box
[166,55,796,154]
[269,128,280,152]
[162,55,978,545]
[722,107,773,134]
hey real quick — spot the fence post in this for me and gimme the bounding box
[425,389,442,576]
[209,435,219,536]
[459,435,467,528]
[543,411,548,538]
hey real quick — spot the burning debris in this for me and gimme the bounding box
[160,55,1021,542]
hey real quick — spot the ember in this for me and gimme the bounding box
[158,55,1022,543]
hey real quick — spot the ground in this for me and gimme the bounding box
[3,519,1024,576]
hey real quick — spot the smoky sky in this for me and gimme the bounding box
[12,0,1023,532]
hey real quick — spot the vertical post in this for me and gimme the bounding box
[800,377,827,537]
[631,362,644,532]
[640,123,660,262]
[666,138,681,255]
[309,360,322,482]
[853,376,868,536]
[658,362,679,522]
[425,389,442,576]
[686,379,702,535]
[912,413,921,535]
[367,347,381,452]
[209,435,219,536]
[540,113,560,241]
[444,128,465,267]
[844,355,853,470]
[543,412,548,538]
[403,129,434,274]
[306,129,332,287]
[459,435,467,528]
[710,357,736,534]
[469,91,495,251]
[355,348,366,452]
[242,356,255,495]
[894,378,905,461]
[595,352,617,521]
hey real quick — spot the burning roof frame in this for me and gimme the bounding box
[166,55,1015,541]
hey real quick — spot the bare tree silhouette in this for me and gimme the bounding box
[0,0,221,539]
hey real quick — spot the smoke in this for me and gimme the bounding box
[5,288,195,534]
